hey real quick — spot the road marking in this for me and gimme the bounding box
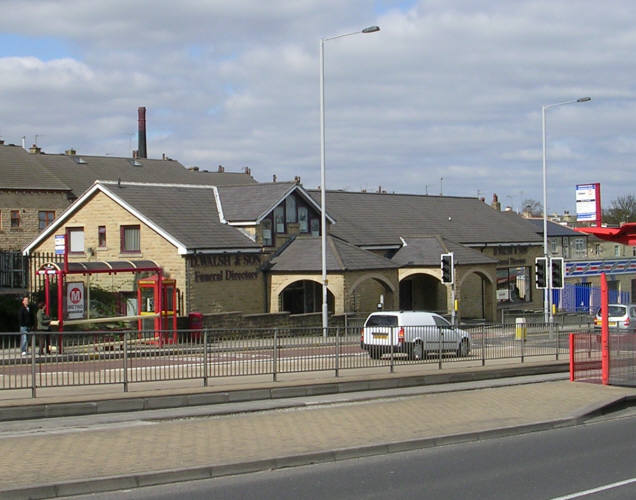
[551,477,636,499]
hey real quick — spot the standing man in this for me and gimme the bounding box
[18,296,33,356]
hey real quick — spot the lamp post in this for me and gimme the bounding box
[541,96,591,323]
[320,25,380,335]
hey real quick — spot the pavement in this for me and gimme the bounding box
[0,359,635,499]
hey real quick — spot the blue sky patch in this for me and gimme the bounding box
[0,34,75,60]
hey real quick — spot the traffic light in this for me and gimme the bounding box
[535,257,547,289]
[551,257,564,289]
[441,253,454,284]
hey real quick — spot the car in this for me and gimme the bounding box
[360,310,471,360]
[593,304,636,332]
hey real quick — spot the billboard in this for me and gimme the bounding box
[576,183,601,224]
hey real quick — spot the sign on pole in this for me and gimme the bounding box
[576,183,601,226]
[55,234,65,255]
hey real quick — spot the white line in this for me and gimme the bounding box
[550,477,636,499]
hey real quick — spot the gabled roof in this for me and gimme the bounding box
[216,182,331,224]
[307,190,543,247]
[269,236,397,272]
[24,181,260,255]
[0,144,70,190]
[391,235,497,267]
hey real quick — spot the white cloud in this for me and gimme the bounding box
[0,1,635,213]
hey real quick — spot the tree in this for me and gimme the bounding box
[603,194,636,225]
[521,199,543,217]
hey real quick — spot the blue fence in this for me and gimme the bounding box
[557,284,631,314]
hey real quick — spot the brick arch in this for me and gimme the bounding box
[400,268,440,282]
[272,275,324,299]
[458,267,495,287]
[348,273,396,296]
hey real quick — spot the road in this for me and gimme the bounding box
[62,408,636,500]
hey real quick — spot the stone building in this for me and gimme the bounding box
[24,180,545,324]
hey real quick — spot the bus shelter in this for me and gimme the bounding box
[36,259,166,352]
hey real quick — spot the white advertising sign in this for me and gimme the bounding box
[67,282,85,319]
[576,184,598,222]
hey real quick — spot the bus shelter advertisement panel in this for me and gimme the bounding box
[67,282,85,319]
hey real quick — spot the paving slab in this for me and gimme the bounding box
[0,377,634,497]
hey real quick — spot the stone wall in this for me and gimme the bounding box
[1,191,70,250]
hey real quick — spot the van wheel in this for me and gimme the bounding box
[369,347,382,360]
[409,341,424,360]
[457,338,470,357]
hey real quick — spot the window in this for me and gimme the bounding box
[67,227,85,253]
[10,210,20,228]
[285,196,297,223]
[310,218,320,237]
[38,211,55,231]
[550,239,557,254]
[262,219,273,246]
[274,206,285,233]
[98,226,107,248]
[574,238,585,255]
[121,225,140,253]
[614,245,621,257]
[497,266,531,303]
[595,243,601,256]
[298,206,308,233]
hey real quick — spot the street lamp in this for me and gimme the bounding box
[320,25,380,334]
[541,96,591,322]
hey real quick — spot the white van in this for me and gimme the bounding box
[360,311,471,360]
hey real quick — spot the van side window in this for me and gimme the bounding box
[433,316,451,328]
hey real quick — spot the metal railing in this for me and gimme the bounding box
[0,321,593,397]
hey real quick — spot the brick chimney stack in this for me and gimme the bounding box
[138,106,147,159]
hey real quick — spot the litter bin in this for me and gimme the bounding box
[515,317,527,340]
[188,312,203,341]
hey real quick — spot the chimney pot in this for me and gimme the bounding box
[29,144,42,154]
[243,166,251,175]
[65,148,76,156]
[217,164,225,173]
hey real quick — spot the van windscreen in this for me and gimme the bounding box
[366,315,398,327]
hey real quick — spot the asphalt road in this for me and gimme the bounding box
[63,408,636,500]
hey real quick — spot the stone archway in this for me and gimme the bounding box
[399,272,447,313]
[347,273,397,313]
[278,279,334,314]
[457,268,496,322]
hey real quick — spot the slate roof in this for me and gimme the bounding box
[216,182,298,222]
[523,217,584,237]
[97,182,259,251]
[0,143,256,196]
[269,236,396,272]
[307,190,543,247]
[391,236,497,267]
[0,144,69,190]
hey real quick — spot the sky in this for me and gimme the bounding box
[0,0,634,215]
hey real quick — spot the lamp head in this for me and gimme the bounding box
[362,26,380,33]
[577,97,591,102]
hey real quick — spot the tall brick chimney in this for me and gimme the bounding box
[138,106,147,159]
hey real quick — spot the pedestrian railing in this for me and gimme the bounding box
[0,321,592,397]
